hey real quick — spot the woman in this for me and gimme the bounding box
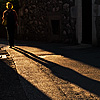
[2,2,18,48]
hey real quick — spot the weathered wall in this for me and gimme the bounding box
[18,0,76,44]
[93,0,100,45]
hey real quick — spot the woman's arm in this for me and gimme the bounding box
[2,10,7,19]
[2,10,7,23]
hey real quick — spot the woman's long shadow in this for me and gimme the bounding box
[0,60,51,100]
[25,43,100,69]
[13,47,100,97]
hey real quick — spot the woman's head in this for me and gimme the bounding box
[6,2,13,9]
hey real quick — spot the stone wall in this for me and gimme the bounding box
[18,0,76,44]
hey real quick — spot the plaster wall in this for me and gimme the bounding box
[93,0,100,46]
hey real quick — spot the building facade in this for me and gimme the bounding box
[92,0,100,46]
[1,0,100,46]
[18,0,77,44]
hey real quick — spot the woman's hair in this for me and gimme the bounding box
[6,2,13,9]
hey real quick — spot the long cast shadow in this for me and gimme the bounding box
[31,44,100,69]
[1,40,100,69]
[15,42,100,69]
[0,60,51,100]
[13,47,100,97]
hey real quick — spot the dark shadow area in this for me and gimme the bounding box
[0,60,51,100]
[82,0,92,44]
[15,42,100,69]
[12,47,100,97]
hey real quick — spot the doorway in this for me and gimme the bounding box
[82,0,92,44]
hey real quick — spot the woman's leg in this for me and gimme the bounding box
[7,27,15,47]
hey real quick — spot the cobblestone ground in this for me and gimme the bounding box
[2,44,100,100]
[0,51,28,100]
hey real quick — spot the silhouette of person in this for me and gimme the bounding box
[2,2,18,48]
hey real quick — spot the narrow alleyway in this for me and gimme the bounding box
[0,40,100,99]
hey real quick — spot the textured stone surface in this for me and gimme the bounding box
[18,0,76,44]
[2,41,100,99]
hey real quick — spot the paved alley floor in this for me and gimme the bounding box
[1,40,100,100]
[0,51,28,100]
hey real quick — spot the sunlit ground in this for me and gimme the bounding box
[1,41,100,99]
[0,55,7,59]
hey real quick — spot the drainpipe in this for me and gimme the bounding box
[75,0,82,44]
[92,0,98,46]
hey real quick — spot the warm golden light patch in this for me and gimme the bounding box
[6,2,13,9]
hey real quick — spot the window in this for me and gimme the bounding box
[51,20,60,35]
